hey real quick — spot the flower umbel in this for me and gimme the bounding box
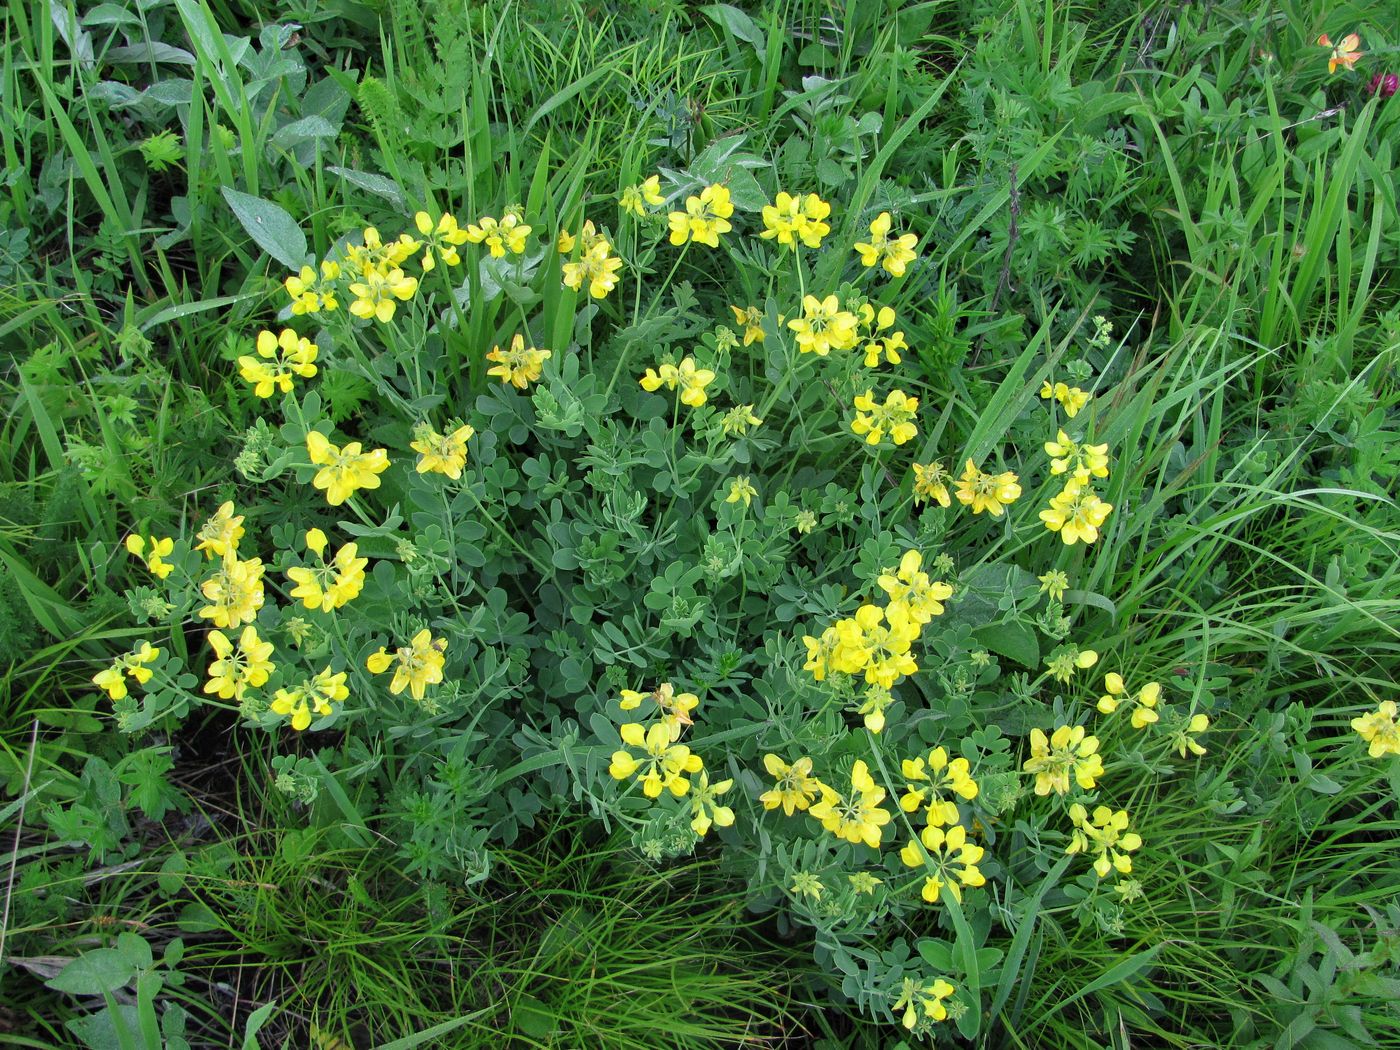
[759,754,823,816]
[92,642,161,701]
[306,431,390,506]
[608,721,704,797]
[1024,724,1104,795]
[366,629,448,702]
[899,823,987,903]
[809,760,892,848]
[1351,701,1400,758]
[854,211,918,276]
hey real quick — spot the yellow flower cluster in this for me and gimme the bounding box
[639,356,715,407]
[367,628,448,702]
[851,388,918,446]
[1098,673,1160,728]
[788,294,859,356]
[801,550,951,728]
[911,460,952,507]
[1065,804,1142,877]
[609,681,731,836]
[486,334,553,389]
[197,552,266,628]
[854,211,919,276]
[92,641,161,700]
[561,219,623,299]
[306,431,391,506]
[1040,380,1091,418]
[287,528,368,613]
[809,760,892,848]
[1039,424,1113,546]
[194,501,244,559]
[204,626,274,701]
[1023,724,1105,796]
[270,666,348,731]
[899,822,986,903]
[465,211,532,257]
[619,174,664,217]
[283,209,531,323]
[410,422,475,480]
[954,459,1021,516]
[125,534,175,579]
[900,746,979,827]
[667,183,734,247]
[893,976,956,1030]
[1351,701,1399,758]
[856,303,907,368]
[759,190,831,250]
[730,304,765,346]
[238,329,318,398]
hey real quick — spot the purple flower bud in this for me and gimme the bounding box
[1368,73,1398,98]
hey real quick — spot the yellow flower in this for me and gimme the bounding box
[899,746,979,826]
[1023,724,1104,796]
[1038,569,1069,601]
[759,754,822,815]
[911,461,952,508]
[348,267,418,323]
[788,294,859,356]
[954,459,1021,516]
[857,303,905,368]
[899,823,986,903]
[689,770,735,836]
[194,501,245,560]
[1097,673,1160,729]
[893,977,956,1029]
[1318,32,1363,74]
[1351,701,1400,758]
[667,183,734,247]
[608,721,703,798]
[618,682,698,741]
[725,475,757,507]
[410,423,476,480]
[204,625,275,701]
[306,431,390,506]
[759,191,830,249]
[486,333,552,388]
[1039,381,1091,419]
[92,641,161,701]
[877,550,954,625]
[1044,430,1109,483]
[1066,804,1142,878]
[809,760,891,848]
[1174,712,1210,758]
[1039,481,1113,546]
[413,211,470,271]
[284,259,340,315]
[287,529,368,613]
[125,534,176,579]
[366,628,447,702]
[855,685,894,733]
[197,555,265,628]
[853,211,918,276]
[344,226,419,274]
[465,211,532,256]
[851,389,918,446]
[730,304,765,346]
[270,665,348,731]
[802,625,841,682]
[619,174,664,217]
[562,243,623,299]
[238,328,319,398]
[831,603,920,688]
[638,356,715,407]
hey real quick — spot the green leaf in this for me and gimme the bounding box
[47,948,135,995]
[973,620,1039,669]
[702,5,765,50]
[241,1000,279,1050]
[221,187,308,270]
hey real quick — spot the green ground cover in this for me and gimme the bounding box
[1,0,1398,1046]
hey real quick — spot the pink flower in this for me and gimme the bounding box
[1368,73,1398,99]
